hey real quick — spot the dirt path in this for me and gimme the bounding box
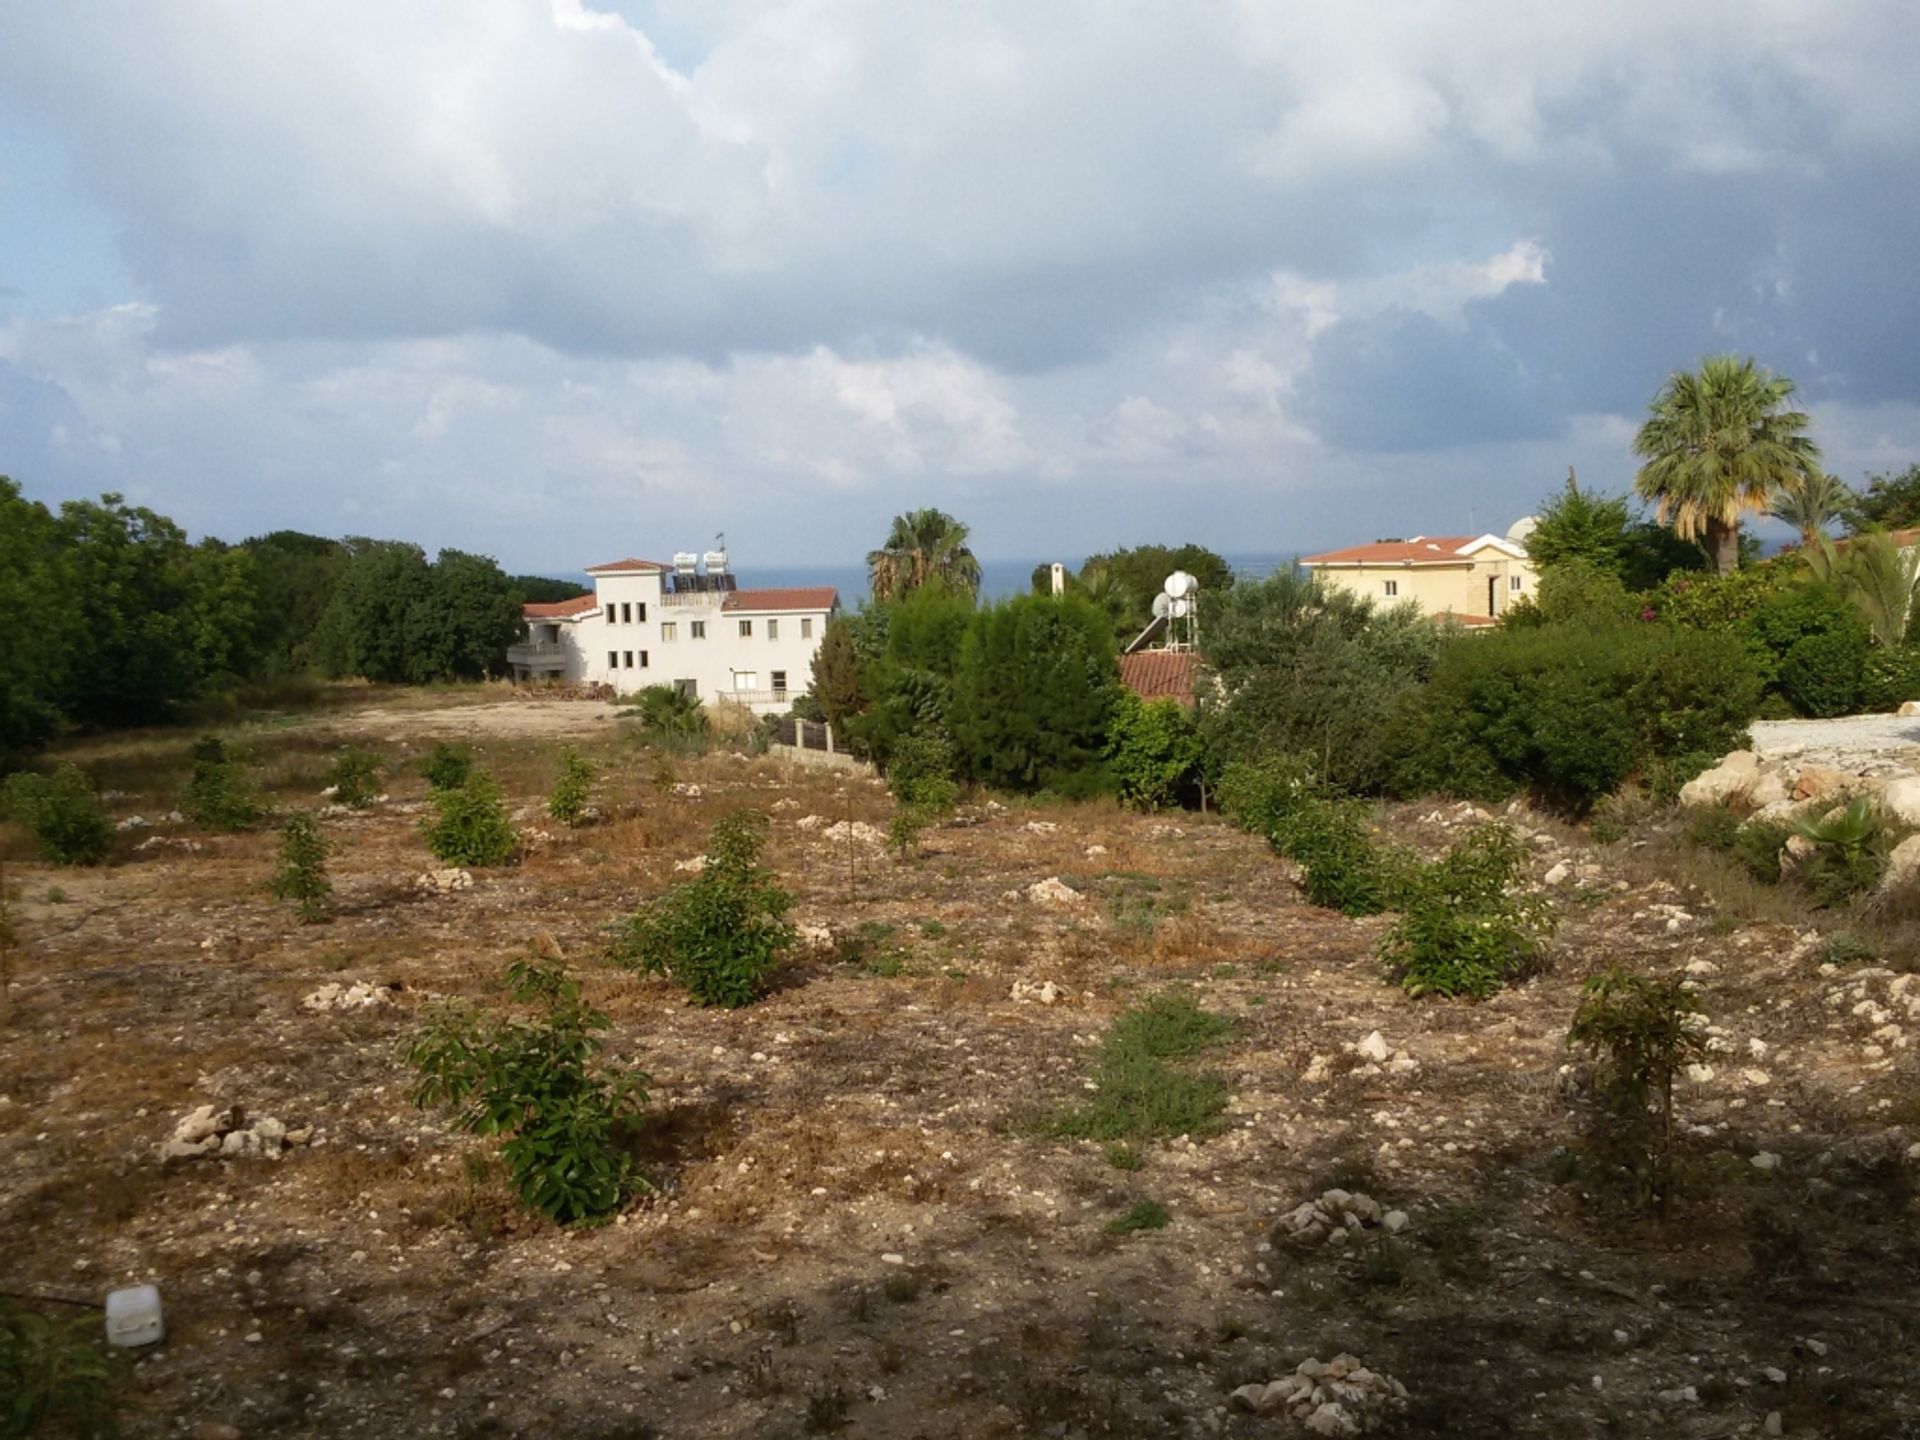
[1749,713,1920,770]
[331,698,621,739]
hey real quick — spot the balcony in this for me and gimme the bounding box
[659,591,723,608]
[506,640,569,669]
[723,688,790,711]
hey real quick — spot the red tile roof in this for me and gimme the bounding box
[1301,536,1478,565]
[1439,611,1502,628]
[584,557,668,573]
[1118,650,1198,708]
[522,593,599,619]
[722,586,840,613]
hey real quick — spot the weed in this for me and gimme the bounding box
[43,886,64,904]
[1378,825,1556,999]
[882,1271,922,1303]
[1683,805,1742,852]
[0,1296,123,1439]
[548,748,594,826]
[761,1299,802,1346]
[2,765,112,865]
[1822,931,1876,966]
[610,810,795,1008]
[1731,819,1791,884]
[1103,1142,1144,1171]
[183,736,263,831]
[1791,797,1889,907]
[407,960,648,1224]
[271,812,333,922]
[1107,893,1162,940]
[420,742,474,792]
[327,748,383,808]
[422,774,518,867]
[1356,1236,1416,1290]
[1106,1199,1170,1234]
[919,918,946,938]
[1035,991,1229,1142]
[1566,967,1709,1215]
[803,1373,852,1433]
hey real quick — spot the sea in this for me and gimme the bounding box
[744,552,1301,607]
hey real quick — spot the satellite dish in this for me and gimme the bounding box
[1164,571,1195,599]
[1151,592,1172,620]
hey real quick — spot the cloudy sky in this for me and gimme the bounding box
[3,1,1918,574]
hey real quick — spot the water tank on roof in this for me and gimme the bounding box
[1506,516,1538,544]
[673,552,699,574]
[703,550,729,575]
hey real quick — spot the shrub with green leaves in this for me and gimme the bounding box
[327,747,383,808]
[624,684,709,742]
[183,736,262,831]
[1566,968,1708,1214]
[548,747,594,826]
[1789,796,1889,906]
[611,809,795,1007]
[1105,691,1203,811]
[1034,991,1229,1143]
[420,742,474,792]
[1215,752,1321,841]
[272,812,332,922]
[1278,796,1401,917]
[1731,818,1792,884]
[421,773,518,867]
[1778,628,1867,718]
[885,731,959,857]
[408,960,647,1224]
[1378,826,1556,999]
[2,764,111,865]
[1,1297,124,1439]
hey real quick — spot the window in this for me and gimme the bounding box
[1383,580,1398,597]
[1510,575,1523,592]
[691,620,707,639]
[739,619,753,637]
[638,650,649,669]
[661,622,677,641]
[673,678,697,700]
[605,609,614,626]
[623,651,634,668]
[621,603,631,624]
[637,603,647,622]
[734,671,758,692]
[607,651,618,670]
[801,618,812,639]
[771,670,787,695]
[767,618,779,641]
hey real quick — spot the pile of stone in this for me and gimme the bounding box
[670,782,705,800]
[1348,1029,1420,1077]
[159,1104,309,1162]
[1274,1189,1409,1248]
[1008,876,1084,907]
[415,867,473,894]
[820,819,885,848]
[301,980,396,1012]
[1010,978,1062,1005]
[1230,1354,1410,1435]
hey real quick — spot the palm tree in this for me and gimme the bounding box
[1770,471,1856,547]
[866,509,982,602]
[1632,355,1821,575]
[1806,531,1920,647]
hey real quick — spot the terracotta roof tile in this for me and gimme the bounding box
[522,594,598,619]
[1118,650,1198,708]
[584,556,668,573]
[1301,536,1478,565]
[722,586,840,613]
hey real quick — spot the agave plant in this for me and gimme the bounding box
[1789,796,1886,906]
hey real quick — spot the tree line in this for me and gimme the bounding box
[0,477,572,765]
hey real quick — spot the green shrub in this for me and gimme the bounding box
[1730,819,1791,884]
[2,764,111,865]
[0,1296,123,1439]
[1743,578,1866,691]
[1378,826,1556,999]
[1778,629,1867,718]
[327,747,383,808]
[1215,752,1321,840]
[183,736,262,831]
[408,960,648,1224]
[1566,968,1708,1214]
[1279,797,1401,917]
[421,774,518,866]
[1860,645,1920,712]
[1397,624,1760,812]
[1683,805,1743,852]
[271,812,332,922]
[611,809,795,1007]
[1034,991,1229,1143]
[1105,691,1203,811]
[1789,796,1888,906]
[420,742,474,792]
[885,731,960,857]
[1107,1199,1170,1234]
[548,747,593,826]
[625,685,709,742]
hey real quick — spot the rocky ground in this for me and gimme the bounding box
[2,695,1917,1439]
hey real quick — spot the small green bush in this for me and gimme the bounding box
[1789,796,1889,906]
[1730,818,1791,884]
[421,774,518,867]
[1278,797,1400,917]
[548,747,593,826]
[420,742,474,792]
[626,685,709,742]
[271,812,332,922]
[1378,826,1556,999]
[0,1297,123,1439]
[408,960,648,1224]
[1779,629,1867,718]
[1860,645,1920,712]
[2,764,111,865]
[1215,752,1321,840]
[1683,805,1743,852]
[1566,968,1709,1214]
[183,736,262,831]
[610,809,795,1007]
[1105,691,1203,811]
[327,747,383,808]
[1107,1199,1170,1234]
[885,731,959,857]
[1035,991,1229,1143]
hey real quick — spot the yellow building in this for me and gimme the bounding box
[1300,518,1538,627]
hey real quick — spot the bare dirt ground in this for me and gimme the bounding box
[2,698,1917,1439]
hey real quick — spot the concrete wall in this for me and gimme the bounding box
[1313,553,1535,621]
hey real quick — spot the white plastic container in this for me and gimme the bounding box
[104,1285,164,1347]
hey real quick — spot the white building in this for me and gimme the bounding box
[508,549,839,714]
